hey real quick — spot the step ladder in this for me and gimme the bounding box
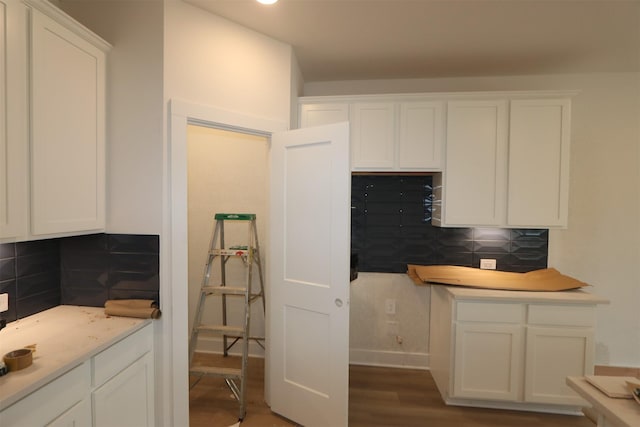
[189,213,265,421]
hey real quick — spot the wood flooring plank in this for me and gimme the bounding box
[189,354,594,427]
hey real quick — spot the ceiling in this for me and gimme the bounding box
[185,0,640,83]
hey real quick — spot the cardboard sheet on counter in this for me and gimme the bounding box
[407,265,588,291]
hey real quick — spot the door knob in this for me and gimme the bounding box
[335,298,343,307]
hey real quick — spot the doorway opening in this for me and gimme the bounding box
[186,124,271,424]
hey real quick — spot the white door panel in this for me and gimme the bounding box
[269,122,350,427]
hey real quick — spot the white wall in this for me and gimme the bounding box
[305,72,640,368]
[187,125,268,356]
[164,1,293,124]
[60,0,164,235]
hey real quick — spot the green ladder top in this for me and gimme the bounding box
[214,213,256,221]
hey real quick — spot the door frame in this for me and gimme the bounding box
[165,99,288,425]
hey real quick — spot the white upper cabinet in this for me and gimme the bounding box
[507,99,571,227]
[434,95,573,229]
[30,7,107,235]
[0,0,109,241]
[0,0,29,239]
[398,101,444,170]
[298,97,444,172]
[351,102,396,170]
[299,92,574,229]
[433,100,508,227]
[299,103,349,128]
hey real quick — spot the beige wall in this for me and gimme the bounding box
[187,125,268,356]
[305,72,640,368]
[350,273,430,369]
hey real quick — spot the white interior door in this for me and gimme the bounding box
[269,122,350,427]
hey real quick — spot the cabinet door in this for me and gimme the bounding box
[93,352,155,427]
[524,326,593,405]
[30,9,105,235]
[47,398,92,427]
[508,99,571,227]
[0,0,28,239]
[398,101,444,170]
[351,102,396,170]
[299,103,349,128]
[453,322,523,401]
[441,100,508,226]
[0,362,90,426]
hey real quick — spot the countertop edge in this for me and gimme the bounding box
[435,284,609,304]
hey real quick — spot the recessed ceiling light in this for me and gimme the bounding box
[257,0,278,4]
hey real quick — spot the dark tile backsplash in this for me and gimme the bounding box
[352,175,548,273]
[0,234,159,323]
[60,234,160,307]
[0,239,61,322]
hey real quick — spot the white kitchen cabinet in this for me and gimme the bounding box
[93,321,155,427]
[299,102,349,128]
[0,0,109,242]
[430,285,607,414]
[0,0,29,239]
[432,99,509,227]
[1,362,91,426]
[398,101,444,170]
[433,96,573,228]
[298,97,444,172]
[452,301,524,401]
[30,6,107,235]
[524,304,594,406]
[508,99,571,227]
[351,102,396,170]
[48,399,92,427]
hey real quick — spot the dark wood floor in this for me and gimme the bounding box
[189,353,595,427]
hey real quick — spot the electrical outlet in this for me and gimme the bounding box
[480,259,497,270]
[385,298,396,315]
[0,293,8,313]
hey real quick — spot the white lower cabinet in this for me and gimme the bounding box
[93,352,154,427]
[430,285,606,413]
[453,322,524,401]
[48,398,92,427]
[0,323,154,426]
[1,362,91,426]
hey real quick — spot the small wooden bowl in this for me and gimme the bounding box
[3,348,34,372]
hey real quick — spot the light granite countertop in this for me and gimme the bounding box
[0,305,151,410]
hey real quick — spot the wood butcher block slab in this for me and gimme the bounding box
[407,265,588,291]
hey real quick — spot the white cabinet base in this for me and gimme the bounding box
[430,285,608,415]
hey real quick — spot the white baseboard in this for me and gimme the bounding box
[349,348,429,370]
[196,335,265,358]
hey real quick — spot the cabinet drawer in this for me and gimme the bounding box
[93,323,153,386]
[528,304,595,327]
[456,301,523,323]
[1,361,90,426]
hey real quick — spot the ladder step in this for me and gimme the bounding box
[203,286,247,296]
[211,248,252,257]
[198,324,244,335]
[214,213,256,221]
[190,366,241,379]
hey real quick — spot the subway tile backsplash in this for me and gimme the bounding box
[0,233,159,323]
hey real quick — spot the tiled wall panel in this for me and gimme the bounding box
[352,175,548,273]
[0,234,159,323]
[0,240,61,322]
